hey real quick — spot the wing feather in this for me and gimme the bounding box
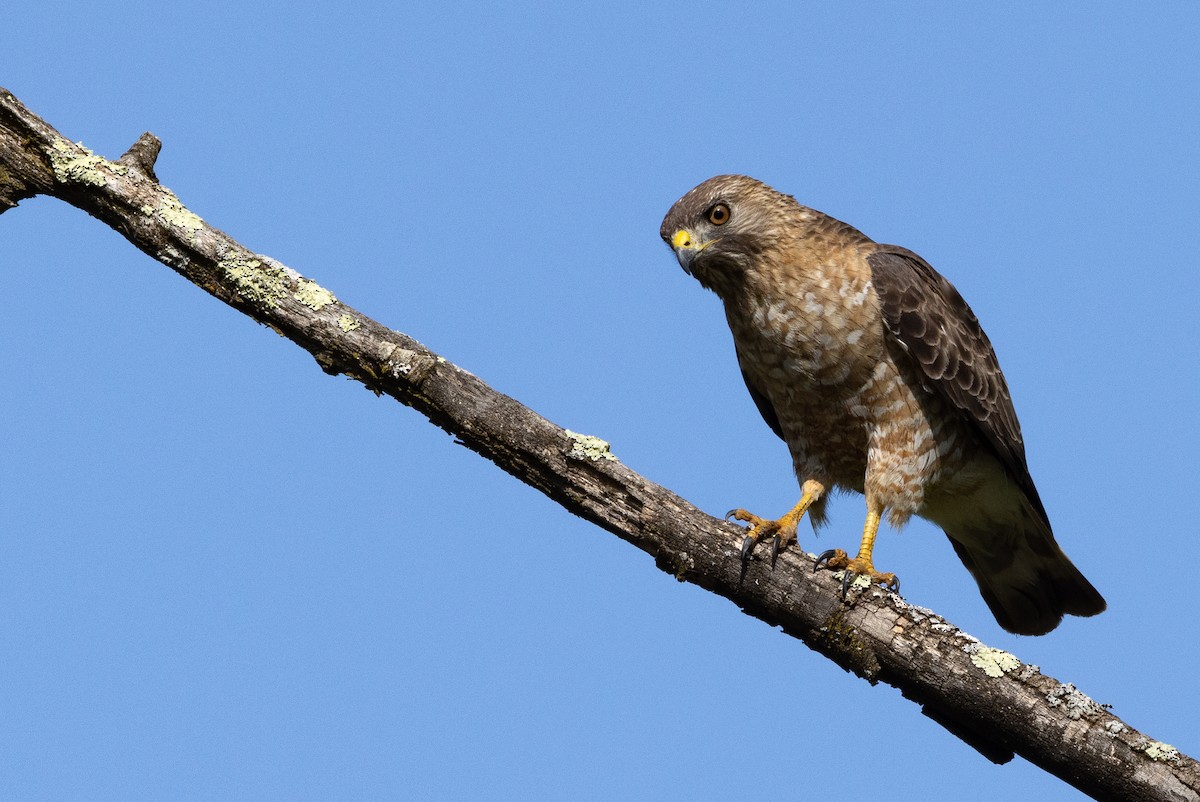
[740,367,784,441]
[868,246,1049,523]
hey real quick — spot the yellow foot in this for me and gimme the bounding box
[725,508,797,566]
[813,548,900,596]
[725,482,824,568]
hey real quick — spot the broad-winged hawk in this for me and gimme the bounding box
[660,174,1104,635]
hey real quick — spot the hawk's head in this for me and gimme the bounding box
[660,174,807,295]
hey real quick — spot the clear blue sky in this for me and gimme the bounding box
[4,3,1197,799]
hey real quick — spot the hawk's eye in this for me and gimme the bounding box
[707,203,731,226]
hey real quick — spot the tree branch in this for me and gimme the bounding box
[1,87,1193,802]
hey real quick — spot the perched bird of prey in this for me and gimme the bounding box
[660,175,1105,635]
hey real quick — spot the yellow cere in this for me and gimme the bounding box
[671,229,693,249]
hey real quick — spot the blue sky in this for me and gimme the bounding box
[4,3,1197,799]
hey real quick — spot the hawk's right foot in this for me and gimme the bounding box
[725,508,795,566]
[723,480,825,568]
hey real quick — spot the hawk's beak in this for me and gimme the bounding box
[668,228,707,276]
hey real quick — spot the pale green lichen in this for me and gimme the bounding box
[49,138,125,186]
[337,314,360,332]
[1017,662,1042,681]
[1103,720,1127,737]
[969,646,1021,678]
[218,253,287,307]
[565,430,617,462]
[294,279,336,310]
[141,190,203,239]
[827,570,873,592]
[1045,682,1104,720]
[849,573,874,591]
[1142,740,1180,763]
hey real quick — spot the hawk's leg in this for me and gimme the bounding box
[726,479,825,567]
[814,500,900,595]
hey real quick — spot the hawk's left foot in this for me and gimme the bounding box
[814,548,900,597]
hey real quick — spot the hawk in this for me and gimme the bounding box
[660,174,1105,635]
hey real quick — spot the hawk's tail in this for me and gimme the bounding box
[943,504,1106,636]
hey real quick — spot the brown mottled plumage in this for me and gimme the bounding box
[660,174,1104,635]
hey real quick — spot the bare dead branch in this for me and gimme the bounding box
[1,87,1194,802]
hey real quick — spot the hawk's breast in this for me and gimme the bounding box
[728,259,971,511]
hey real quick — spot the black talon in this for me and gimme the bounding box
[814,549,838,572]
[769,535,782,568]
[740,534,755,561]
[841,569,854,599]
[724,509,739,523]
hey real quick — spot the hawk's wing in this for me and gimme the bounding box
[740,367,784,441]
[867,246,1049,523]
